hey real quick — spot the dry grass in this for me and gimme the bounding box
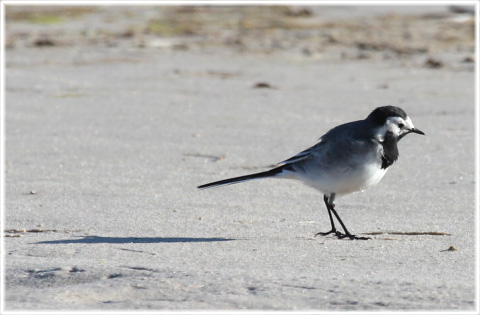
[5,5,475,59]
[5,6,97,24]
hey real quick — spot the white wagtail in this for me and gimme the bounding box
[198,106,424,240]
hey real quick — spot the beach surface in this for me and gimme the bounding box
[4,5,477,312]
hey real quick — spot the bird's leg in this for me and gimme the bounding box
[315,194,338,237]
[315,193,370,240]
[329,207,370,240]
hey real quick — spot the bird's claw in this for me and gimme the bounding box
[336,233,370,240]
[316,230,371,240]
[315,229,337,237]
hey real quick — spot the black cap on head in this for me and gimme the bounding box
[367,106,407,125]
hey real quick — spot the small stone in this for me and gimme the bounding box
[425,58,444,68]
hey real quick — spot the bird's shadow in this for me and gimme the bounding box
[35,235,236,245]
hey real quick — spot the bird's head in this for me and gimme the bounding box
[367,106,425,141]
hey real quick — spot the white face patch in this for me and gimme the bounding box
[403,116,415,130]
[374,115,415,142]
[386,117,405,135]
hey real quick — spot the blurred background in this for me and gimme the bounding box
[5,5,475,69]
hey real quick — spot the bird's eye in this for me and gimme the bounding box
[398,123,405,128]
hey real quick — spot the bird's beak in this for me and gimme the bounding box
[409,128,425,135]
[398,127,425,140]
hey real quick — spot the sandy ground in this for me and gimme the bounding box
[3,4,477,312]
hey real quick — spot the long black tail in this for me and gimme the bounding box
[197,166,285,190]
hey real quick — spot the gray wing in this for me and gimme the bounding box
[277,141,326,166]
[277,120,378,170]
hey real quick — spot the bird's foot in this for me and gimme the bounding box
[315,229,337,237]
[336,232,371,240]
[316,229,370,240]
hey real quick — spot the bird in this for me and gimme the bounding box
[197,106,425,240]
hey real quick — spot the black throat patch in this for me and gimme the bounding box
[381,131,399,169]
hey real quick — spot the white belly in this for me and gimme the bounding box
[293,162,387,196]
